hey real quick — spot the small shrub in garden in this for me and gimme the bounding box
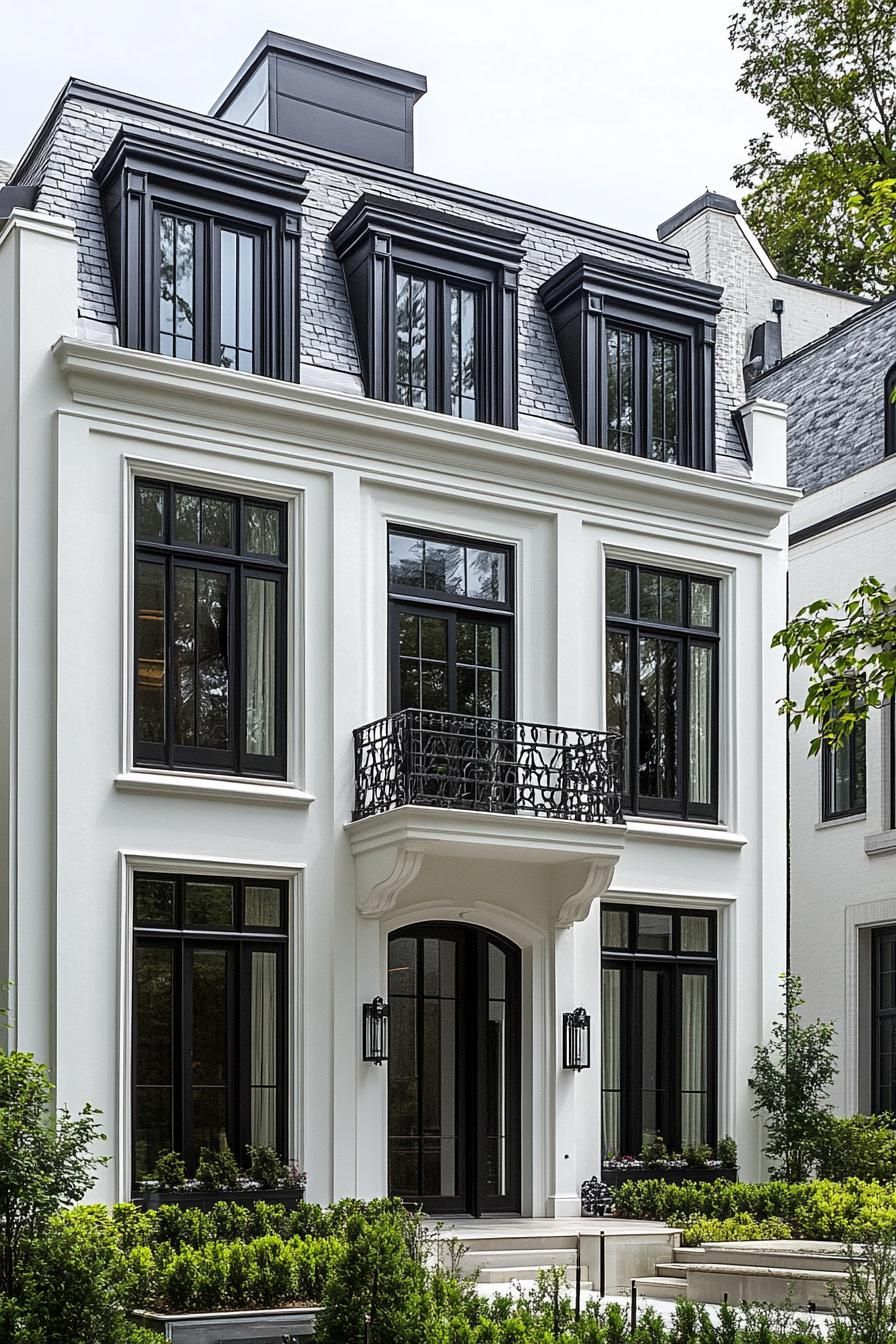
[246,1143,289,1188]
[18,1206,130,1344]
[813,1113,896,1183]
[716,1134,738,1167]
[195,1142,244,1191]
[682,1143,714,1167]
[0,1050,107,1300]
[152,1149,188,1190]
[680,1213,793,1247]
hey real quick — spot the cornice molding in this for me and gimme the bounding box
[52,337,798,536]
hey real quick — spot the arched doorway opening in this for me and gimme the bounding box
[387,922,521,1216]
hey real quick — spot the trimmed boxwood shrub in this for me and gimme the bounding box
[614,1177,896,1243]
[679,1213,793,1247]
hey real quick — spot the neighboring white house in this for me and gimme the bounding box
[756,296,896,1119]
[0,33,799,1212]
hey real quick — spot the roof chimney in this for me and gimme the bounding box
[210,33,427,172]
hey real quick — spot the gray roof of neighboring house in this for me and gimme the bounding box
[754,291,896,494]
[0,161,12,185]
[6,74,744,463]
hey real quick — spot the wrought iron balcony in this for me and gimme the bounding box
[352,709,623,824]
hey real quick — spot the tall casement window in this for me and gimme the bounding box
[157,213,261,370]
[95,127,306,382]
[606,325,683,462]
[387,527,514,719]
[134,479,287,777]
[540,254,721,470]
[393,271,480,418]
[606,561,719,821]
[132,872,287,1181]
[331,194,524,428]
[601,904,717,1157]
[822,719,866,820]
[873,927,896,1114]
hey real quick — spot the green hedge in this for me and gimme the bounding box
[614,1177,896,1241]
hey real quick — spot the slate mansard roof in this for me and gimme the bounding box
[5,71,744,463]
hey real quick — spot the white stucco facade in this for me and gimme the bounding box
[0,207,795,1209]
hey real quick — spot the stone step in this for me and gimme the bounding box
[461,1247,586,1270]
[699,1241,853,1274]
[653,1262,688,1279]
[671,1248,707,1264]
[685,1262,847,1310]
[451,1234,580,1253]
[634,1276,689,1301]
[477,1265,592,1287]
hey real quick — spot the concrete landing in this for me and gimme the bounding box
[428,1216,679,1291]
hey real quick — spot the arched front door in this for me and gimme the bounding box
[387,923,521,1216]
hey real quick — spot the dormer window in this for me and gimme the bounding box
[331,195,525,428]
[540,255,722,470]
[95,128,307,382]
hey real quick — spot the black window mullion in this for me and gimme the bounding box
[237,942,252,1163]
[643,332,654,462]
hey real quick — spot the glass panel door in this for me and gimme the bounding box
[387,925,520,1215]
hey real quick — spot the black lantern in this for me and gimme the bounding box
[562,1007,591,1070]
[362,996,390,1064]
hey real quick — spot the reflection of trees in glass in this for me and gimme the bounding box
[395,273,427,407]
[173,568,229,749]
[159,215,195,357]
[638,637,678,798]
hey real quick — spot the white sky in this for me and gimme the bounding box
[0,0,764,241]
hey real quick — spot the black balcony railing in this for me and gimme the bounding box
[352,709,623,824]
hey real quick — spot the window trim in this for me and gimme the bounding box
[95,127,306,382]
[131,870,289,1184]
[540,254,721,469]
[331,194,525,428]
[606,560,720,822]
[133,476,289,781]
[821,717,866,821]
[601,903,718,1158]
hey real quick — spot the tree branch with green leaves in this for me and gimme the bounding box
[773,575,896,752]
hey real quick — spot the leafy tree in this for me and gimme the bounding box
[729,0,896,295]
[748,973,837,1182]
[772,576,896,752]
[0,1051,106,1299]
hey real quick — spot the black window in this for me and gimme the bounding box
[540,254,721,470]
[606,561,719,821]
[885,362,896,458]
[601,904,717,1157]
[393,271,481,419]
[134,480,287,777]
[95,127,306,382]
[331,195,524,429]
[822,719,866,820]
[155,212,262,371]
[132,872,287,1181]
[606,325,683,462]
[387,528,514,719]
[874,927,896,1114]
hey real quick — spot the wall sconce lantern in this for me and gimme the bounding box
[562,1007,591,1071]
[362,997,390,1064]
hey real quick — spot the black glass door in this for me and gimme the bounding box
[387,924,521,1215]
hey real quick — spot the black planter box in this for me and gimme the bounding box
[133,1186,306,1212]
[601,1165,738,1189]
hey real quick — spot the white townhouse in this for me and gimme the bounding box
[757,295,896,1121]
[0,33,796,1213]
